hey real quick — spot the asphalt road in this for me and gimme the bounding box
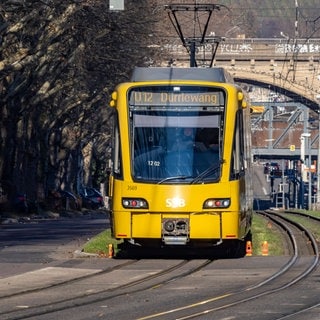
[0,211,109,278]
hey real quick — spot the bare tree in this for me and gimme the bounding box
[0,0,160,212]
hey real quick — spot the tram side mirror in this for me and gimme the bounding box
[242,100,248,108]
[237,91,247,109]
[109,91,118,108]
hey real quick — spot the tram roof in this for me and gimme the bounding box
[131,67,234,83]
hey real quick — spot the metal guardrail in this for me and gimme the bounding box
[164,38,320,60]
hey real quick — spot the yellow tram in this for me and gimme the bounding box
[108,67,253,256]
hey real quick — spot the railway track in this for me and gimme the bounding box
[131,210,319,320]
[0,259,214,320]
[1,210,319,320]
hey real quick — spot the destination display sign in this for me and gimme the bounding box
[129,88,222,107]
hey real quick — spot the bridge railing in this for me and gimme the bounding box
[163,38,320,61]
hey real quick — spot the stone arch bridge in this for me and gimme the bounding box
[165,38,320,160]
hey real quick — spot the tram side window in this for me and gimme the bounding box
[230,110,245,180]
[113,119,122,178]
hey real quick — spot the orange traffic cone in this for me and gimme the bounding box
[262,241,269,256]
[246,241,253,256]
[108,244,114,258]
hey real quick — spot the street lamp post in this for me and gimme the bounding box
[317,107,320,209]
[308,140,312,210]
[301,132,311,209]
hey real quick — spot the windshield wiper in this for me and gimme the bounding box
[157,175,192,184]
[191,164,221,184]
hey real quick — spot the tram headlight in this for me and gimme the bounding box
[122,198,148,209]
[203,198,231,209]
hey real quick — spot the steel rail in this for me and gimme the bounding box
[135,210,319,320]
[0,259,214,320]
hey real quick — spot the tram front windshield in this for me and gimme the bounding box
[129,86,225,183]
